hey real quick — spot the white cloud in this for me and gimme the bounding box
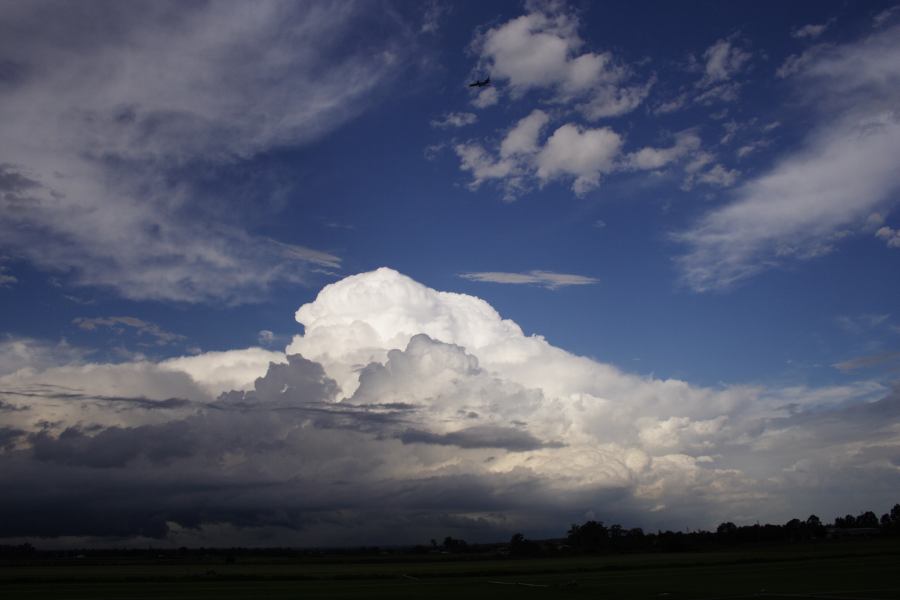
[736,141,768,159]
[471,86,499,108]
[454,142,518,193]
[0,336,90,377]
[653,93,689,115]
[473,6,649,116]
[687,37,751,106]
[457,117,731,197]
[677,25,900,291]
[700,38,752,85]
[776,44,831,78]
[695,81,741,104]
[160,347,285,397]
[536,124,622,195]
[0,1,411,303]
[876,225,900,248]
[627,132,701,170]
[455,111,623,198]
[579,80,654,120]
[459,270,599,289]
[626,133,735,190]
[499,109,550,158]
[478,11,591,93]
[2,269,898,544]
[792,23,830,40]
[697,164,740,187]
[873,5,900,28]
[430,112,478,129]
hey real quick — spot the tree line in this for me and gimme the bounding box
[498,502,900,556]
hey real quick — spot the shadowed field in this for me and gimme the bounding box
[3,540,900,599]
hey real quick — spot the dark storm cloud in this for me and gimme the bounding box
[0,352,594,542]
[0,399,27,412]
[0,385,191,410]
[397,424,560,451]
[0,163,41,210]
[0,164,40,193]
[2,330,898,546]
[29,421,198,468]
[0,426,25,449]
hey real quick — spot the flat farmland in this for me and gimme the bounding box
[3,539,899,599]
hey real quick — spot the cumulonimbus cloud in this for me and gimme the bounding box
[0,268,896,546]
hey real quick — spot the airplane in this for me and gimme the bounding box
[468,77,491,88]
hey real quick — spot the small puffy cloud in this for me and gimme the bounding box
[792,23,830,40]
[460,270,599,289]
[430,112,478,129]
[478,10,592,93]
[455,111,623,198]
[536,124,622,195]
[471,86,499,108]
[627,132,701,170]
[500,109,550,157]
[701,38,752,85]
[454,142,518,195]
[579,80,654,120]
[697,164,740,187]
[473,5,649,116]
[875,225,900,248]
[626,132,738,190]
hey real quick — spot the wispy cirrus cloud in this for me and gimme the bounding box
[676,24,900,292]
[430,112,478,129]
[0,1,414,303]
[74,316,186,346]
[792,22,830,40]
[460,270,599,289]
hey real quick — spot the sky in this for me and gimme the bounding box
[1,0,900,548]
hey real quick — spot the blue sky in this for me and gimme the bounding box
[1,0,900,546]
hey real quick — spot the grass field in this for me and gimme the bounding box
[3,539,900,599]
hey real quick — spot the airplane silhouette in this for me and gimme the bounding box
[468,77,491,88]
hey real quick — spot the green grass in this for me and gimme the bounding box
[3,539,900,599]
